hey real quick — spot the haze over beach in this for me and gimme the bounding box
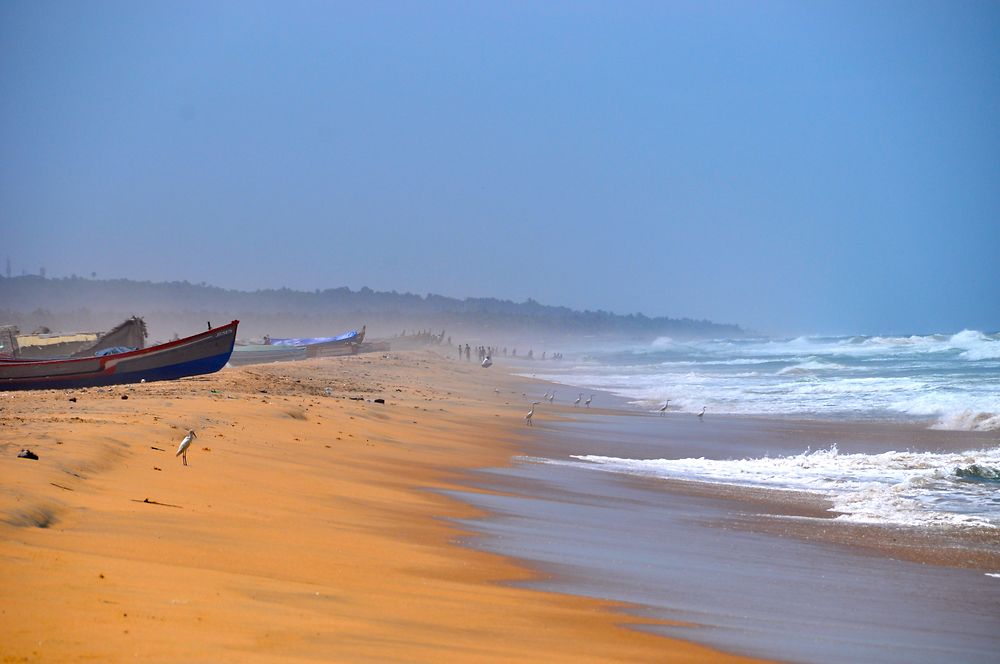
[2,2,1000,663]
[2,1,998,335]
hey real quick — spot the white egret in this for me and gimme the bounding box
[176,430,196,466]
[573,393,582,407]
[525,402,540,426]
[584,395,593,408]
[659,400,670,416]
[697,406,706,419]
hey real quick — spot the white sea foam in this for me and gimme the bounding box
[526,330,1000,431]
[931,410,1000,432]
[562,446,1000,528]
[776,359,844,375]
[651,336,679,349]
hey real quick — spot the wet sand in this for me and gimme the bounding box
[0,351,756,662]
[454,404,1000,663]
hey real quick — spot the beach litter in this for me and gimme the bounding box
[17,449,38,460]
[132,498,182,508]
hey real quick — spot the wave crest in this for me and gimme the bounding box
[565,446,1000,528]
[932,410,1000,432]
[777,359,844,375]
[950,329,1000,360]
[955,464,1000,481]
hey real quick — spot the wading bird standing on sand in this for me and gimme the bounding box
[547,391,555,403]
[176,430,196,466]
[574,393,582,407]
[697,406,706,419]
[525,402,540,426]
[584,395,593,408]
[659,400,670,416]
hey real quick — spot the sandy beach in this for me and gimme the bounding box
[5,2,997,660]
[0,350,756,663]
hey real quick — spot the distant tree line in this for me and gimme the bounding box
[0,275,743,342]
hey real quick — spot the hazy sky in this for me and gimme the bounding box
[2,1,998,335]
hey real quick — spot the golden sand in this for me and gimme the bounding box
[0,351,758,662]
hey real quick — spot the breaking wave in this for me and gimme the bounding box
[560,446,1000,528]
[528,329,1000,431]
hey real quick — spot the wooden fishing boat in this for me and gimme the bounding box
[9,316,149,360]
[227,343,308,366]
[13,330,99,359]
[0,320,238,391]
[71,316,148,358]
[267,326,365,358]
[267,326,364,348]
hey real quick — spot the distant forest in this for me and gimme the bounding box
[0,276,743,343]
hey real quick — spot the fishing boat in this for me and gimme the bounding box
[71,316,148,358]
[9,316,149,360]
[13,330,99,359]
[227,343,308,366]
[266,326,365,358]
[0,320,238,391]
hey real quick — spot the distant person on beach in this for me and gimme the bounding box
[465,344,471,361]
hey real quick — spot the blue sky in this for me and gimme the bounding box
[2,1,998,335]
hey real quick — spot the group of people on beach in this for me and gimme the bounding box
[454,344,563,362]
[456,345,494,362]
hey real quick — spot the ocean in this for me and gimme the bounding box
[522,330,1000,530]
[537,330,1000,429]
[451,329,1000,661]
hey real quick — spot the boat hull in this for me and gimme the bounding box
[227,344,307,366]
[0,321,238,391]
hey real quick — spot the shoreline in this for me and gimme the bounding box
[450,376,1000,663]
[508,362,999,553]
[503,397,1000,571]
[0,350,757,662]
